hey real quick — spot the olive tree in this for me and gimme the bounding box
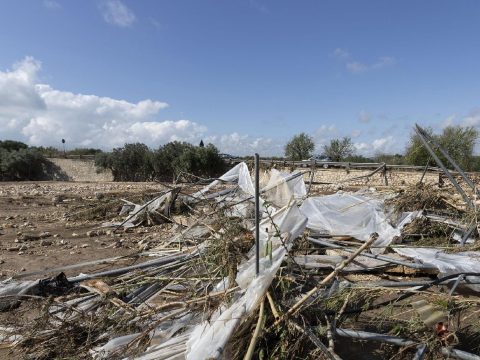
[323,137,355,162]
[405,125,478,171]
[284,133,315,160]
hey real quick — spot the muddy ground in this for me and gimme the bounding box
[0,181,175,281]
[2,181,480,359]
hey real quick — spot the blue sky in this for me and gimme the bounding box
[1,0,480,156]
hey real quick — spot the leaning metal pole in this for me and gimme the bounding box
[417,125,477,192]
[255,153,260,276]
[414,124,474,209]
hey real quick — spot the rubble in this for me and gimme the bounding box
[1,138,480,359]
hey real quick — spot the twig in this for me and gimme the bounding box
[325,315,342,360]
[266,292,280,319]
[271,233,378,328]
[244,300,265,360]
[288,320,336,360]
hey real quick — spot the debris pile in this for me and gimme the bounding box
[2,129,480,359]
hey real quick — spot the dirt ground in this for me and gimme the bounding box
[2,180,480,359]
[0,181,173,281]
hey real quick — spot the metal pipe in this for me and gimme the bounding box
[414,124,473,208]
[417,125,477,192]
[308,237,435,270]
[418,157,431,184]
[448,274,465,296]
[335,328,414,347]
[441,347,480,360]
[336,328,480,360]
[255,153,260,276]
[68,253,193,283]
[413,344,428,360]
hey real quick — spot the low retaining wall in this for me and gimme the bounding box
[50,158,113,182]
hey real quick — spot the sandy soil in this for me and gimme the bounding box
[0,181,172,281]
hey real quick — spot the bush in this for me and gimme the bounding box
[95,143,153,182]
[96,141,226,182]
[405,126,478,171]
[0,140,28,152]
[67,148,103,156]
[0,145,51,181]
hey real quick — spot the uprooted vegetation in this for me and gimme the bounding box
[2,161,480,360]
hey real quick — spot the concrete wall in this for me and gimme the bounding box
[50,158,113,182]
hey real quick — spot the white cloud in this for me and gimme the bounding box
[441,114,456,128]
[205,133,281,156]
[332,48,395,74]
[43,0,61,9]
[463,108,480,127]
[354,135,396,155]
[358,110,371,123]
[0,56,284,155]
[100,0,136,27]
[311,124,338,154]
[0,57,215,149]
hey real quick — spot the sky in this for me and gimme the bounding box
[1,0,480,156]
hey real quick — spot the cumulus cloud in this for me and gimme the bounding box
[205,133,281,157]
[0,57,45,114]
[463,108,480,127]
[0,57,214,149]
[0,56,281,155]
[332,48,395,74]
[100,0,136,27]
[354,135,396,155]
[441,114,456,128]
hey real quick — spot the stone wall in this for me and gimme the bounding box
[309,167,439,187]
[254,163,439,188]
[50,158,471,190]
[50,158,113,182]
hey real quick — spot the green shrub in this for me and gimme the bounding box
[0,146,51,180]
[96,141,226,182]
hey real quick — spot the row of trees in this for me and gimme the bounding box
[2,124,479,181]
[284,133,355,161]
[284,126,480,171]
[95,141,227,181]
[0,140,54,180]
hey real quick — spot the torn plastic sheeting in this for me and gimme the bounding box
[190,162,254,200]
[394,247,480,292]
[133,333,191,360]
[218,193,254,218]
[0,326,22,346]
[300,193,416,254]
[185,204,307,359]
[236,204,308,288]
[293,254,392,271]
[103,192,173,229]
[170,224,211,244]
[0,280,39,310]
[262,169,306,208]
[190,163,307,211]
[93,314,194,359]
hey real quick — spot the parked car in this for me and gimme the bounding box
[302,156,331,168]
